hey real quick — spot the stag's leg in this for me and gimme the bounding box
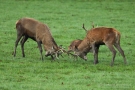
[105,43,117,66]
[91,43,99,64]
[91,43,96,54]
[94,45,100,64]
[14,32,23,57]
[114,43,127,64]
[37,41,43,60]
[91,43,96,63]
[20,36,28,57]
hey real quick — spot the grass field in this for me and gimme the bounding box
[0,0,135,90]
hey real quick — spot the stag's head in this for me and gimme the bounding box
[68,39,83,52]
[74,46,87,60]
[45,45,65,59]
[73,44,92,61]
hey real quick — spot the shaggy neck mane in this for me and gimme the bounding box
[42,33,58,51]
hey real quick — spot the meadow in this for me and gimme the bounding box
[0,0,135,90]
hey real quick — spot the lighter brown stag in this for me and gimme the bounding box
[74,25,127,66]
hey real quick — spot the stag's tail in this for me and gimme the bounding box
[15,20,22,30]
[115,30,121,44]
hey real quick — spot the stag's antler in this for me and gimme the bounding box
[83,23,95,32]
[52,45,78,60]
[64,49,78,59]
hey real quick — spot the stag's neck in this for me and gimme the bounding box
[77,38,89,51]
[42,35,58,51]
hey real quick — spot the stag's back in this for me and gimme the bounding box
[16,18,40,37]
[86,27,120,44]
[16,17,53,41]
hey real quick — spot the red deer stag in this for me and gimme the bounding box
[13,17,63,60]
[74,24,127,66]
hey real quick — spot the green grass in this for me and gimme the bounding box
[0,0,135,90]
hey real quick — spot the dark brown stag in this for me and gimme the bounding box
[13,17,63,60]
[74,24,127,66]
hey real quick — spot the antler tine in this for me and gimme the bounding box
[92,22,95,28]
[57,46,78,60]
[63,49,78,60]
[82,23,87,32]
[55,53,59,59]
[68,52,78,60]
[58,49,64,58]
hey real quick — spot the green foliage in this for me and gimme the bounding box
[0,0,135,90]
